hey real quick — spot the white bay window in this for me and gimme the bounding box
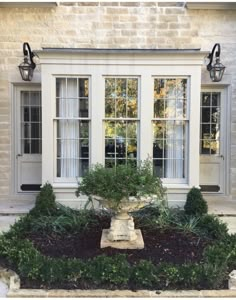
[38,49,204,204]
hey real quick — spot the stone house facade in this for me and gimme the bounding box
[0,1,235,208]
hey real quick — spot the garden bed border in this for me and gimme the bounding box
[7,288,236,298]
[2,268,236,298]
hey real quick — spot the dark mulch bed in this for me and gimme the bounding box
[28,228,207,266]
[27,214,209,265]
[8,215,215,290]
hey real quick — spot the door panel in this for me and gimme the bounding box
[16,88,42,192]
[200,91,224,193]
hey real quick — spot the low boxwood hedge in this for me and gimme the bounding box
[0,211,235,290]
[0,183,234,290]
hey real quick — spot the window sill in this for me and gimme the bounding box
[164,184,200,191]
[52,183,78,189]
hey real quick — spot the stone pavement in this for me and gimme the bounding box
[207,199,236,234]
[0,200,34,234]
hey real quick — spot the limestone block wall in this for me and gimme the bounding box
[0,2,235,201]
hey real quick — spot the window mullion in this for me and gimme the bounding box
[90,74,104,165]
[139,74,153,161]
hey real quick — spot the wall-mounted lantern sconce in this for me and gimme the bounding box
[18,42,36,81]
[206,43,225,82]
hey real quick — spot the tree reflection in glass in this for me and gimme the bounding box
[153,78,187,179]
[105,78,138,119]
[105,120,137,166]
[105,78,138,166]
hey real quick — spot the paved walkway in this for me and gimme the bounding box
[0,200,34,234]
[207,199,236,234]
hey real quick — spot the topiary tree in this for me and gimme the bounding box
[30,182,57,217]
[184,187,208,216]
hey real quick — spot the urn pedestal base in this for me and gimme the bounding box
[108,215,137,241]
[100,229,144,249]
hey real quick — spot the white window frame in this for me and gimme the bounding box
[38,50,204,194]
[103,76,140,165]
[152,76,190,184]
[53,75,91,183]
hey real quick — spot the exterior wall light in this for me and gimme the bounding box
[18,42,36,81]
[207,43,225,82]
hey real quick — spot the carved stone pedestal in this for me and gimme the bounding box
[101,229,144,249]
[100,214,144,249]
[108,215,137,241]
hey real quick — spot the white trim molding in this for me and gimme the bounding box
[37,48,206,204]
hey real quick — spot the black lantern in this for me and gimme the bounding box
[18,42,36,81]
[207,43,225,82]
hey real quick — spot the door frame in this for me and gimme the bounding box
[200,85,230,196]
[12,84,42,195]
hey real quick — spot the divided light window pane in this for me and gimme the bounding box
[20,91,42,154]
[104,78,138,167]
[200,92,220,155]
[55,77,89,178]
[153,78,188,179]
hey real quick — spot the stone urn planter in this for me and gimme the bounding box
[93,195,153,249]
[76,160,166,249]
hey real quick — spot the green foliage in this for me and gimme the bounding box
[171,215,201,235]
[134,205,201,236]
[76,159,166,210]
[133,204,162,229]
[85,254,130,285]
[197,214,228,239]
[203,234,236,268]
[30,182,57,217]
[0,231,232,289]
[4,214,33,239]
[0,188,233,290]
[184,187,208,216]
[30,209,98,235]
[0,235,85,284]
[132,260,159,288]
[194,263,228,289]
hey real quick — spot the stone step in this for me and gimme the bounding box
[0,216,21,234]
[219,216,236,235]
[207,200,236,216]
[0,201,34,215]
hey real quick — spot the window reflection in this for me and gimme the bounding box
[105,78,138,118]
[105,121,137,165]
[21,91,42,155]
[154,78,187,119]
[153,78,187,179]
[104,77,138,166]
[200,92,220,155]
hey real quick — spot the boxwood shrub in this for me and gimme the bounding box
[0,219,234,290]
[0,183,233,290]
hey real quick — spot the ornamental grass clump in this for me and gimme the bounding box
[76,159,166,209]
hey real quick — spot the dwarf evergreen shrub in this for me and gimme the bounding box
[197,214,228,239]
[30,182,57,217]
[184,187,208,216]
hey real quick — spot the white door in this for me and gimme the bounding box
[200,90,225,193]
[16,87,42,192]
